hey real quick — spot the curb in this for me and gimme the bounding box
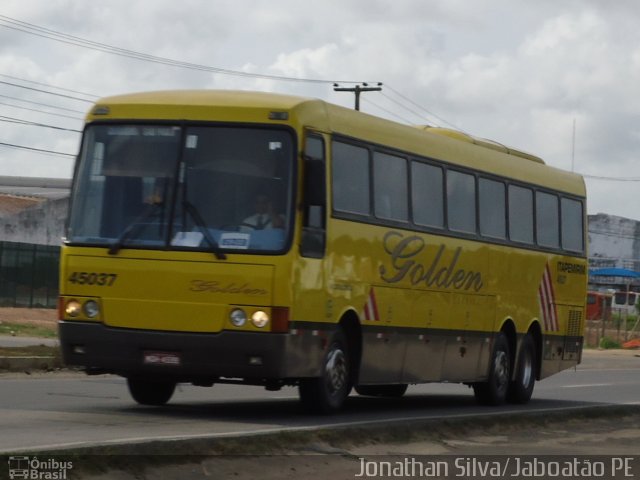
[0,356,60,372]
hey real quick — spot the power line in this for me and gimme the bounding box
[379,90,432,124]
[0,15,379,86]
[384,84,466,131]
[0,80,94,103]
[0,141,75,157]
[0,73,98,99]
[0,100,83,121]
[0,115,82,133]
[361,96,415,124]
[0,93,87,114]
[0,15,466,131]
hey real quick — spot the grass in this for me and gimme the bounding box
[0,321,58,339]
[599,336,622,349]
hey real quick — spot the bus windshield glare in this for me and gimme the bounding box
[67,124,295,254]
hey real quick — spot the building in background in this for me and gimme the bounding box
[0,176,70,246]
[588,213,640,294]
[0,176,70,308]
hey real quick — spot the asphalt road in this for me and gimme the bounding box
[0,350,638,454]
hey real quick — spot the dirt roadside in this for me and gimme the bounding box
[0,307,57,329]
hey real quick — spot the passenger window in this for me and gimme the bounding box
[373,152,408,221]
[411,162,444,228]
[447,170,476,234]
[561,197,584,252]
[332,141,370,215]
[536,191,559,248]
[509,185,533,244]
[479,178,506,239]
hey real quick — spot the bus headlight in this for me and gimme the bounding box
[83,300,100,319]
[251,311,270,328]
[230,308,247,327]
[65,300,82,317]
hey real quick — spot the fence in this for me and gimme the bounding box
[585,312,640,348]
[0,241,60,308]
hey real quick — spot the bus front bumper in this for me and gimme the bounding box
[58,321,324,382]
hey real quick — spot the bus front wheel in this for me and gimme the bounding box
[299,329,352,413]
[127,377,176,406]
[473,333,510,406]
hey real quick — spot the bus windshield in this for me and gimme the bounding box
[67,124,295,254]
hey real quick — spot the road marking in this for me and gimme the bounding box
[562,383,612,388]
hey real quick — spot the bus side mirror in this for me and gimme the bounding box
[303,157,326,209]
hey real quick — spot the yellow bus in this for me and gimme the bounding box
[59,90,587,412]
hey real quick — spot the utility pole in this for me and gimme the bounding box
[333,83,382,111]
[571,118,576,172]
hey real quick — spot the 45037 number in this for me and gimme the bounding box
[68,272,118,286]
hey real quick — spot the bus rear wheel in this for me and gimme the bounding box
[299,329,352,413]
[127,377,176,406]
[507,334,536,404]
[355,384,408,397]
[473,332,510,406]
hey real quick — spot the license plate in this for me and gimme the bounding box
[143,351,181,366]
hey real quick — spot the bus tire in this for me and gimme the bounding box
[127,377,176,406]
[507,334,536,404]
[355,384,408,397]
[473,332,510,406]
[299,329,352,413]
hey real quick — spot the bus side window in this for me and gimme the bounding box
[508,184,534,244]
[560,197,584,253]
[447,170,476,234]
[300,133,326,258]
[479,177,506,239]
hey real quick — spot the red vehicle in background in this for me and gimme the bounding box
[586,291,612,320]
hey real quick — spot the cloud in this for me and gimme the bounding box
[269,44,340,80]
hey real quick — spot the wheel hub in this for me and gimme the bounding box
[494,350,509,390]
[325,348,347,394]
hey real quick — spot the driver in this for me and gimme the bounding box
[242,193,284,230]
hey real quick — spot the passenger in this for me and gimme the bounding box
[242,193,284,230]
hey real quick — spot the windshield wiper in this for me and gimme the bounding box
[182,200,226,260]
[108,203,163,255]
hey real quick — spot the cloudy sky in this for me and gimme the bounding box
[1,0,639,220]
